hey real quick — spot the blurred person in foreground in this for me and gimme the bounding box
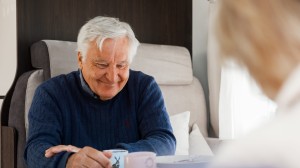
[24,16,175,168]
[209,0,300,168]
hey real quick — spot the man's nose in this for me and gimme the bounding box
[106,66,118,83]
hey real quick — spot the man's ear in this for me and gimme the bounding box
[78,52,83,69]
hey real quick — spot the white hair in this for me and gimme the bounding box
[77,16,140,63]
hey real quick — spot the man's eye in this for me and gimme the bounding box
[117,64,127,69]
[96,63,108,68]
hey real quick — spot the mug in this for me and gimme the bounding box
[104,149,128,168]
[125,151,156,168]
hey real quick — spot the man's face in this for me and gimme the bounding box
[78,37,130,101]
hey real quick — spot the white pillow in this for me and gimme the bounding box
[170,111,190,155]
[189,123,214,156]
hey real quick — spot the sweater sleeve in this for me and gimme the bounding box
[116,77,176,156]
[24,84,70,168]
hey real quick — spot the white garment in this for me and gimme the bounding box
[209,65,300,168]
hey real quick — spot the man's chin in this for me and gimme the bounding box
[98,94,117,101]
[99,97,112,101]
[95,87,121,100]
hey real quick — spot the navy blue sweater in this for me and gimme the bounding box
[24,70,176,167]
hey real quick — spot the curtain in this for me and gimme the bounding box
[208,0,277,139]
[218,63,277,139]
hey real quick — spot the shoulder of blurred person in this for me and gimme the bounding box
[209,0,300,168]
[210,90,300,168]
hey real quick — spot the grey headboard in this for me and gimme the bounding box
[28,40,207,136]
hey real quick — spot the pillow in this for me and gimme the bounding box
[170,111,190,155]
[189,123,214,156]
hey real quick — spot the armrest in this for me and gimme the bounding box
[1,126,16,168]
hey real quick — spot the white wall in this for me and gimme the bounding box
[0,0,17,94]
[192,0,210,113]
[0,0,17,108]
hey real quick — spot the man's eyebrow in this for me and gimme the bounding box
[93,58,107,63]
[118,61,128,64]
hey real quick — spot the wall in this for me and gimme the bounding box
[192,0,210,114]
[0,0,17,109]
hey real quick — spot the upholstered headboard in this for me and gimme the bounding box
[28,40,207,136]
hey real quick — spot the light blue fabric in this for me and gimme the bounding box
[79,69,98,99]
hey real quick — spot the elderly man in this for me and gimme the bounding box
[24,16,176,168]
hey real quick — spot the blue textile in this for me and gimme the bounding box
[24,70,176,168]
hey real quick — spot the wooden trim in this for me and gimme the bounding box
[1,126,16,168]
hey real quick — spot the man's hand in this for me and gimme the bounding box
[45,145,112,168]
[45,145,81,158]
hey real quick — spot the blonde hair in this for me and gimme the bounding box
[215,0,300,98]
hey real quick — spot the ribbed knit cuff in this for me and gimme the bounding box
[57,152,74,168]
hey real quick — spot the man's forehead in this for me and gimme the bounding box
[91,54,129,63]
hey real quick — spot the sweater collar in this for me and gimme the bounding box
[79,69,99,99]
